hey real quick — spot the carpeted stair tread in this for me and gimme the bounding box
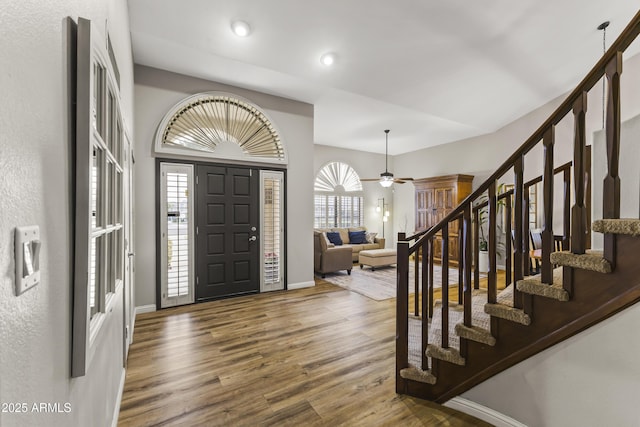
[455,323,496,346]
[484,303,531,325]
[400,367,437,384]
[426,344,465,366]
[550,250,612,273]
[496,283,515,306]
[429,290,492,349]
[484,284,531,325]
[592,218,640,236]
[516,267,569,301]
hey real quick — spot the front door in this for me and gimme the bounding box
[196,165,259,300]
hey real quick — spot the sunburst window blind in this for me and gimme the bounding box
[155,93,286,164]
[314,162,364,228]
[261,171,284,291]
[165,171,190,298]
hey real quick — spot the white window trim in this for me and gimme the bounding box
[72,17,126,378]
[260,170,285,292]
[159,163,195,308]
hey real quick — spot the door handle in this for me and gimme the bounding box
[249,236,257,242]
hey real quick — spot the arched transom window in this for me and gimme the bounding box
[154,92,287,164]
[314,162,364,228]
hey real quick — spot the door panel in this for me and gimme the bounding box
[196,165,259,300]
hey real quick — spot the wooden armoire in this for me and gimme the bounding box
[414,174,474,265]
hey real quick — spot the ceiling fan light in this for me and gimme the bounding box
[379,176,394,188]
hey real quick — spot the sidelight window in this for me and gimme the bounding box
[260,171,284,292]
[160,163,195,307]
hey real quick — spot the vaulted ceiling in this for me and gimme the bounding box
[128,1,639,155]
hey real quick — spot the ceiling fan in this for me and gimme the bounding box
[361,129,414,187]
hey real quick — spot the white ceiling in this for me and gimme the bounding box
[128,1,639,155]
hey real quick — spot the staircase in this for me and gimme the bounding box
[395,10,640,404]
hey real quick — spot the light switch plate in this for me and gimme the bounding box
[15,225,41,296]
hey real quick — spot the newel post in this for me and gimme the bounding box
[396,237,409,393]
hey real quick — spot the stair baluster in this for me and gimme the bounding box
[513,156,525,308]
[414,244,420,316]
[488,182,497,304]
[462,205,473,329]
[541,126,555,284]
[441,223,450,349]
[421,238,429,370]
[562,167,571,250]
[571,92,588,254]
[603,52,623,269]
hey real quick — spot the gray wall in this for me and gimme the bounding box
[314,144,395,244]
[133,66,315,306]
[0,1,134,426]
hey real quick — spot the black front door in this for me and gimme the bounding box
[196,165,259,301]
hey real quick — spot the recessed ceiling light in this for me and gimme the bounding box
[320,52,336,66]
[231,21,251,37]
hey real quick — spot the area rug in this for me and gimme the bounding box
[319,264,462,301]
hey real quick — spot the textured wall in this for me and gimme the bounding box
[0,1,134,426]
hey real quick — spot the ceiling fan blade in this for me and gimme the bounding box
[393,179,408,184]
[395,177,414,181]
[360,178,382,182]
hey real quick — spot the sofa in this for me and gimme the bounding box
[313,227,386,277]
[313,227,385,271]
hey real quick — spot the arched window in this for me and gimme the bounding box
[154,92,287,164]
[314,162,364,228]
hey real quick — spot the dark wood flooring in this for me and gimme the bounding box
[118,279,491,426]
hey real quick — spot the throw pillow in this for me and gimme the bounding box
[348,230,368,244]
[326,231,343,246]
[365,232,378,244]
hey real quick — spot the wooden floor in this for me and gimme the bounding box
[119,280,491,426]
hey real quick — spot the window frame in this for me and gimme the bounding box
[313,162,365,229]
[72,17,125,378]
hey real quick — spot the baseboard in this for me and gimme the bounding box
[111,368,126,427]
[287,280,315,290]
[135,304,156,315]
[444,397,527,427]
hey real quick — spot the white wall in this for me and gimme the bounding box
[0,2,134,427]
[314,144,395,244]
[133,65,315,306]
[461,307,640,427]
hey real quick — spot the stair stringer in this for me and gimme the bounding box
[399,234,640,403]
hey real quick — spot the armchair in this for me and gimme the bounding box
[314,232,353,278]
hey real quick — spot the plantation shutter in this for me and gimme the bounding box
[261,171,284,291]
